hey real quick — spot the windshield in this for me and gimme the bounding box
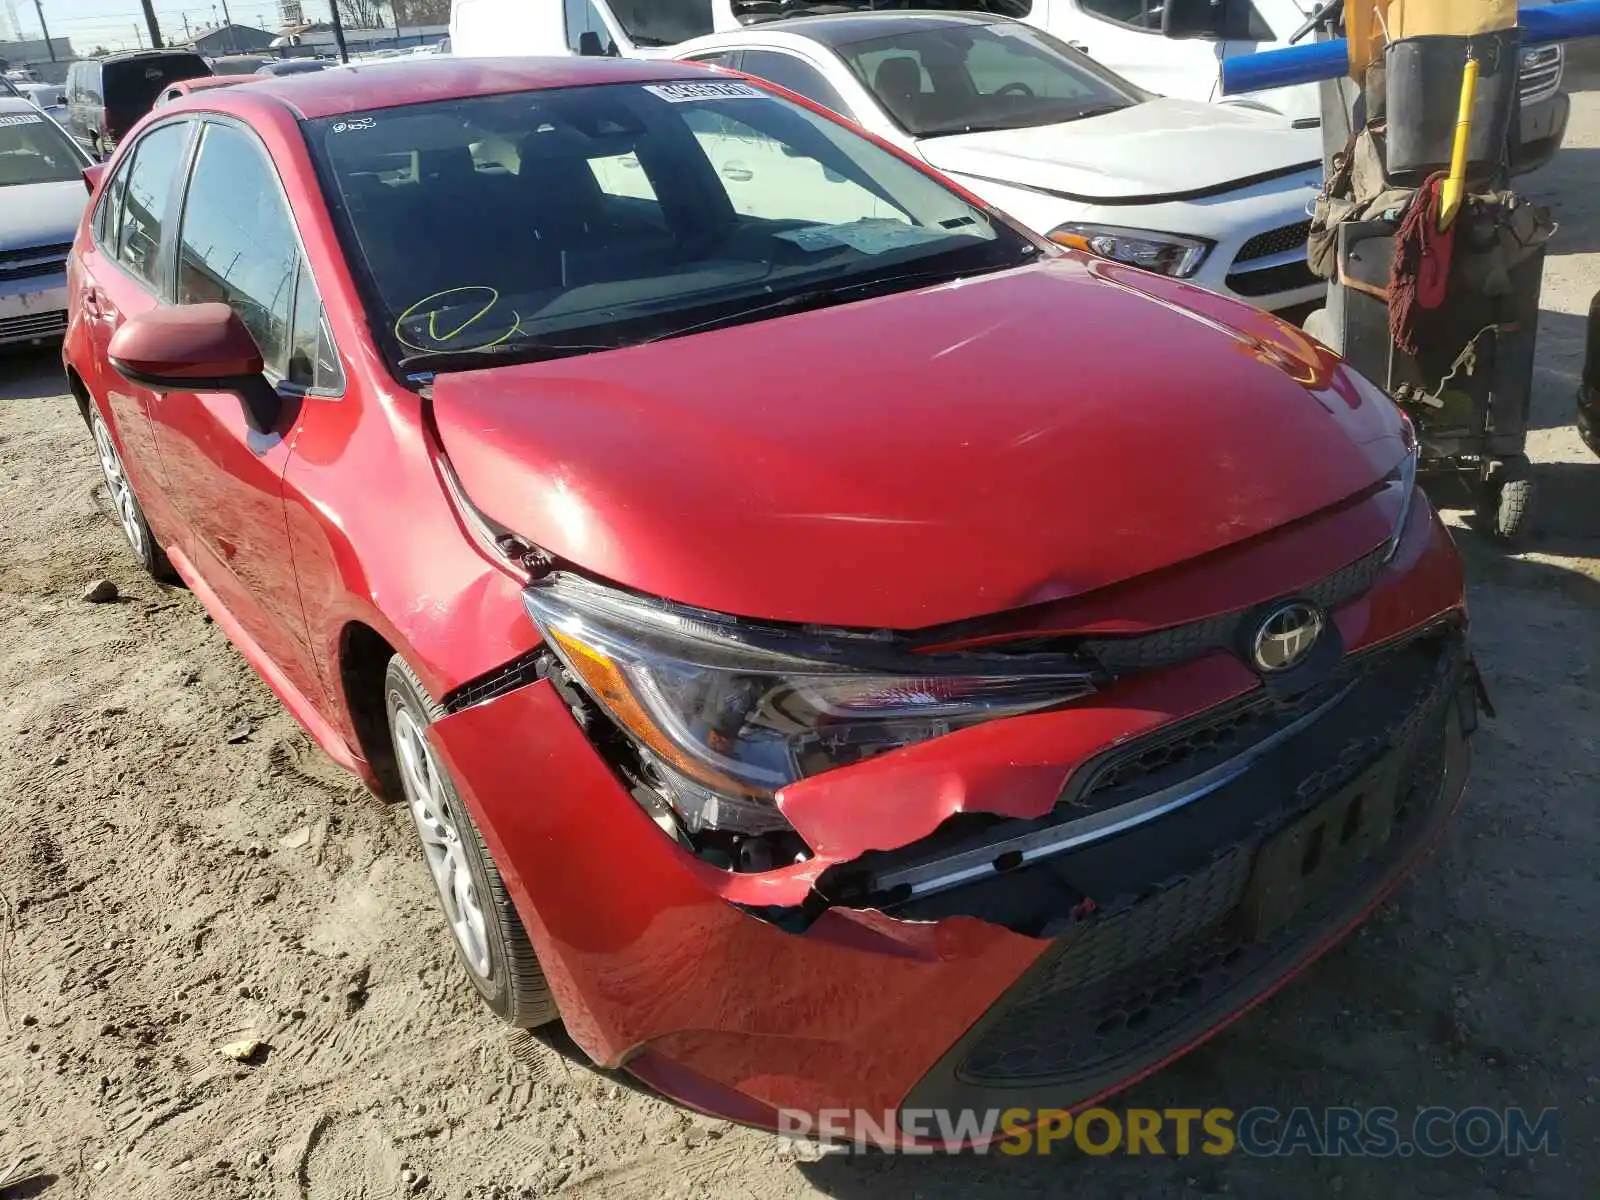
[839,21,1142,137]
[607,0,715,47]
[304,80,1035,371]
[0,110,87,186]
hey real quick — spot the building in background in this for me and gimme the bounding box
[189,24,277,56]
[0,37,76,83]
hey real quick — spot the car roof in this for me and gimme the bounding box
[727,9,1002,47]
[101,47,208,64]
[221,55,717,121]
[0,95,42,114]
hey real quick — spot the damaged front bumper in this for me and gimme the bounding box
[424,508,1476,1134]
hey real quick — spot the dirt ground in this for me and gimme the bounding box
[4,80,1600,1200]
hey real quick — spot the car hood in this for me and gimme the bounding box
[916,99,1320,204]
[0,179,86,250]
[431,256,1404,630]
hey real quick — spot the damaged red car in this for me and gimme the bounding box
[64,57,1480,1138]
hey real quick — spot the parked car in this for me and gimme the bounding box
[453,0,1569,176]
[210,54,271,76]
[255,58,331,76]
[65,56,1476,1135]
[18,82,68,123]
[66,49,214,159]
[1580,287,1600,458]
[0,96,91,347]
[152,76,257,108]
[674,12,1323,312]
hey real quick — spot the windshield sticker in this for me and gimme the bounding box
[643,81,764,104]
[395,285,520,354]
[788,219,953,256]
[775,226,847,252]
[0,113,44,127]
[331,116,377,134]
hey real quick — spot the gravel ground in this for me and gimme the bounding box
[1,79,1597,1200]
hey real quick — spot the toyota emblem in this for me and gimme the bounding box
[1250,601,1325,674]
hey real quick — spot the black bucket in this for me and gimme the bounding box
[1383,30,1520,185]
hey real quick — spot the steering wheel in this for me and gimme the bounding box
[995,81,1036,99]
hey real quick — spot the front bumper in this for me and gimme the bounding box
[1510,90,1570,178]
[427,500,1471,1134]
[0,273,69,346]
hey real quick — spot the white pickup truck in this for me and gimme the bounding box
[452,0,1569,174]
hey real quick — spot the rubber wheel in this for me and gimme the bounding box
[89,409,177,581]
[1475,457,1535,544]
[384,656,559,1028]
[1580,406,1600,460]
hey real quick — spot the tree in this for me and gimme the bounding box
[336,0,391,28]
[91,46,112,57]
[392,0,450,23]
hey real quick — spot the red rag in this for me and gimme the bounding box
[1390,173,1456,356]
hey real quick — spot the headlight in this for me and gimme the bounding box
[1048,223,1213,278]
[524,573,1097,836]
[1381,434,1420,563]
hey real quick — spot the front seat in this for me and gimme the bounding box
[873,55,927,126]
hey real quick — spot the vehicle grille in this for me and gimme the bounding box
[1519,46,1563,106]
[1234,220,1311,265]
[0,310,67,341]
[0,242,71,284]
[901,626,1466,1112]
[1080,541,1388,675]
[1226,258,1319,298]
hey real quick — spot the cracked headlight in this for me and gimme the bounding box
[1048,222,1213,278]
[524,573,1096,836]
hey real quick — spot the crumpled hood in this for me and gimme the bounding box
[917,98,1320,203]
[431,256,1404,630]
[0,179,86,251]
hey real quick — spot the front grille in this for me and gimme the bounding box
[1234,220,1310,265]
[1081,541,1387,675]
[1226,258,1319,298]
[899,627,1466,1114]
[0,241,72,266]
[1519,47,1562,104]
[0,257,67,283]
[0,310,67,341]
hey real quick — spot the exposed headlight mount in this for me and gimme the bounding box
[523,573,1097,842]
[1048,222,1214,278]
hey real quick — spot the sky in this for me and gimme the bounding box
[16,0,339,53]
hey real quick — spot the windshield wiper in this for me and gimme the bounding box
[920,103,1132,137]
[397,340,618,375]
[639,265,1006,345]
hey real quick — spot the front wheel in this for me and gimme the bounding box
[384,656,559,1028]
[1475,457,1535,544]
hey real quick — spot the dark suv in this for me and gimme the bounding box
[65,50,212,158]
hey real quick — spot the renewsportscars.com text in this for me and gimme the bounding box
[776,1105,1560,1157]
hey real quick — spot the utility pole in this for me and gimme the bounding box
[133,22,144,48]
[31,0,56,61]
[139,0,164,48]
[328,0,348,63]
[183,13,191,40]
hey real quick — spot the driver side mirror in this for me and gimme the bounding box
[1162,0,1227,40]
[108,303,283,435]
[82,162,106,195]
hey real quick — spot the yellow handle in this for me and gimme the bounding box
[1439,55,1479,231]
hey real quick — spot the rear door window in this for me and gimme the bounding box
[738,50,852,117]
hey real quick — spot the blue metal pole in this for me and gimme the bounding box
[1221,0,1600,96]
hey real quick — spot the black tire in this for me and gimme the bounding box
[383,655,560,1028]
[88,409,177,581]
[1475,457,1535,544]
[1579,404,1600,460]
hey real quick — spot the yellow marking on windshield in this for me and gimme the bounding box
[396,285,520,354]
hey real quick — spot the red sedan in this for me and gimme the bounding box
[63,57,1478,1141]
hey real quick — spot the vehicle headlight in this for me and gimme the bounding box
[523,573,1097,836]
[1381,424,1420,563]
[1048,223,1213,278]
